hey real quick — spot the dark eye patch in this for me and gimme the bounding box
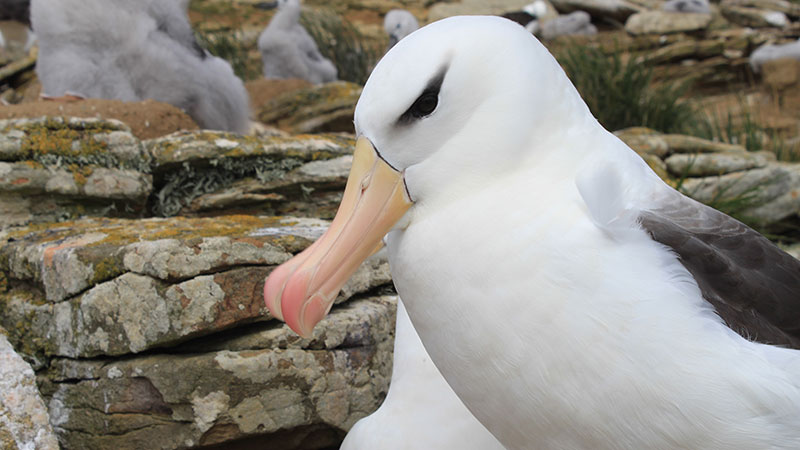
[397,65,448,125]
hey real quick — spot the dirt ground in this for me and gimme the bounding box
[0,98,199,140]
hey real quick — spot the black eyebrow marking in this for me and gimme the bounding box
[396,64,449,126]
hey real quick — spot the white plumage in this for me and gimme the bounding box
[354,16,800,449]
[30,0,250,133]
[257,0,337,84]
[341,300,505,450]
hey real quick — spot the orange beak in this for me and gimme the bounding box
[264,137,412,337]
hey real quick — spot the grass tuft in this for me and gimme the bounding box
[300,9,383,85]
[557,46,698,134]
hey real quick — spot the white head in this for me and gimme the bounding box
[383,9,419,49]
[264,15,595,337]
[357,15,589,205]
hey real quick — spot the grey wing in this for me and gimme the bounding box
[639,192,800,348]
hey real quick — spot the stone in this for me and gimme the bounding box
[720,0,800,17]
[665,150,776,176]
[0,328,60,450]
[146,130,355,217]
[428,0,535,22]
[625,11,712,35]
[0,216,391,359]
[38,296,397,450]
[257,81,362,134]
[720,3,790,27]
[0,117,153,227]
[680,163,800,226]
[550,0,643,21]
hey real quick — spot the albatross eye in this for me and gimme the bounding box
[410,92,439,118]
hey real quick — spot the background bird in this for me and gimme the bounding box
[383,9,418,50]
[257,0,337,84]
[30,0,250,133]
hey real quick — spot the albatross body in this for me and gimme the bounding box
[341,300,504,450]
[265,16,800,449]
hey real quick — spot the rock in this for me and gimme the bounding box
[0,328,59,450]
[549,0,643,22]
[680,163,800,226]
[245,78,313,113]
[0,117,153,227]
[720,0,800,17]
[665,150,776,176]
[428,0,535,22]
[615,128,747,156]
[146,130,355,217]
[257,81,362,134]
[625,11,712,35]
[720,2,790,27]
[0,215,391,359]
[0,99,199,140]
[38,295,396,450]
[660,134,747,153]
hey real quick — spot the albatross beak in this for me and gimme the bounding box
[264,137,412,337]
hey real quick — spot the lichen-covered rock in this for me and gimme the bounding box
[0,328,59,450]
[720,1,790,27]
[0,117,152,227]
[550,0,643,21]
[146,131,355,217]
[625,11,712,35]
[680,163,800,226]
[257,82,362,134]
[38,296,397,450]
[665,150,775,176]
[428,0,537,21]
[0,216,391,359]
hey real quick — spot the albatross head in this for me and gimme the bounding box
[264,15,592,337]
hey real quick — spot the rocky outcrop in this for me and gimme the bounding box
[617,127,800,228]
[0,328,59,450]
[257,82,362,134]
[1,215,395,449]
[0,118,356,227]
[625,11,712,35]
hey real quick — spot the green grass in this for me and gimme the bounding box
[195,30,261,81]
[695,104,800,162]
[557,46,699,134]
[300,9,383,85]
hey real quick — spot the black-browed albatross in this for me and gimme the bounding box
[265,15,800,449]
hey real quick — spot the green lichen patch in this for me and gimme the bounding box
[152,156,304,216]
[1,117,150,172]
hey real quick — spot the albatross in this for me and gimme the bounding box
[264,16,800,449]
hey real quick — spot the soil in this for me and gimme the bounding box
[0,98,199,140]
[245,78,312,112]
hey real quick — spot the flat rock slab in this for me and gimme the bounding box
[0,215,391,360]
[625,11,712,35]
[257,82,361,134]
[665,150,776,176]
[39,295,397,450]
[0,328,59,450]
[0,117,152,227]
[146,131,355,217]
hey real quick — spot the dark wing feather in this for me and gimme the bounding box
[639,193,800,348]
